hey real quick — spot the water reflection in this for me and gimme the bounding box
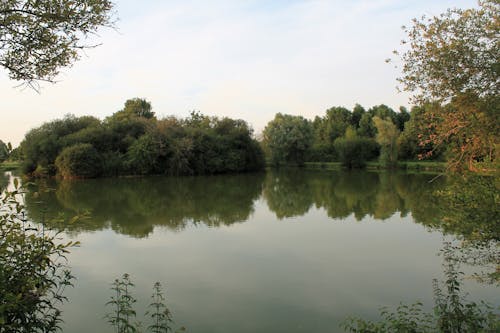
[25,173,265,237]
[23,169,497,243]
[10,169,498,332]
[0,172,8,191]
[263,169,444,223]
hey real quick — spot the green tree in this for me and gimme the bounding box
[20,115,101,175]
[395,106,410,132]
[113,98,156,120]
[369,104,397,124]
[350,104,366,129]
[395,0,499,171]
[324,106,352,141]
[0,0,114,88]
[263,113,313,166]
[397,103,444,161]
[0,140,10,162]
[373,116,400,167]
[357,113,376,138]
[333,128,379,169]
[55,143,102,178]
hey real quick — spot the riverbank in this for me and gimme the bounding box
[0,161,21,172]
[303,161,446,172]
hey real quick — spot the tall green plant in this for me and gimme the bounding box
[0,179,78,332]
[106,275,186,333]
[147,282,174,333]
[106,274,138,333]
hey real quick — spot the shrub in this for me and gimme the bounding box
[334,137,379,168]
[0,181,78,331]
[55,143,102,178]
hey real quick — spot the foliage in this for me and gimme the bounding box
[395,107,411,132]
[0,180,78,332]
[106,274,186,333]
[147,282,174,333]
[396,0,499,102]
[0,0,114,88]
[263,113,313,166]
[369,104,398,124]
[6,147,21,161]
[395,0,499,172]
[420,93,499,172]
[333,136,379,169]
[106,274,138,333]
[21,114,101,175]
[435,175,500,244]
[112,98,156,121]
[55,143,102,178]
[373,116,399,167]
[127,133,167,175]
[0,140,10,162]
[323,107,352,141]
[357,113,377,138]
[20,105,264,178]
[397,104,444,161]
[341,242,500,332]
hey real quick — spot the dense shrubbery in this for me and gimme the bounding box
[263,102,449,168]
[55,144,103,178]
[20,99,264,178]
[333,137,379,169]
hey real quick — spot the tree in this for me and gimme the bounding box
[350,104,366,129]
[324,106,352,141]
[373,116,400,167]
[0,0,114,88]
[395,0,499,171]
[396,0,499,102]
[119,98,156,120]
[397,104,444,161]
[263,113,313,166]
[357,113,376,138]
[395,106,410,132]
[0,140,10,162]
[334,135,379,169]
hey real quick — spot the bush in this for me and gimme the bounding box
[55,143,102,178]
[0,181,78,331]
[334,137,379,168]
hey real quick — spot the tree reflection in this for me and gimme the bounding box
[262,169,314,219]
[263,169,445,223]
[25,173,265,237]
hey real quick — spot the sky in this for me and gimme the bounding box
[1,0,477,146]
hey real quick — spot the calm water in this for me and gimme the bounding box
[14,169,500,332]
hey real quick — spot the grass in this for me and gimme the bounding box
[304,160,446,172]
[0,161,21,171]
[303,162,343,170]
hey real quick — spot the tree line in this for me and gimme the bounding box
[19,98,264,178]
[13,96,494,178]
[262,102,448,168]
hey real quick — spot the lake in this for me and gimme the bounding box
[10,169,500,332]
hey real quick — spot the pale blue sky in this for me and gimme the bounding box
[1,0,477,145]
